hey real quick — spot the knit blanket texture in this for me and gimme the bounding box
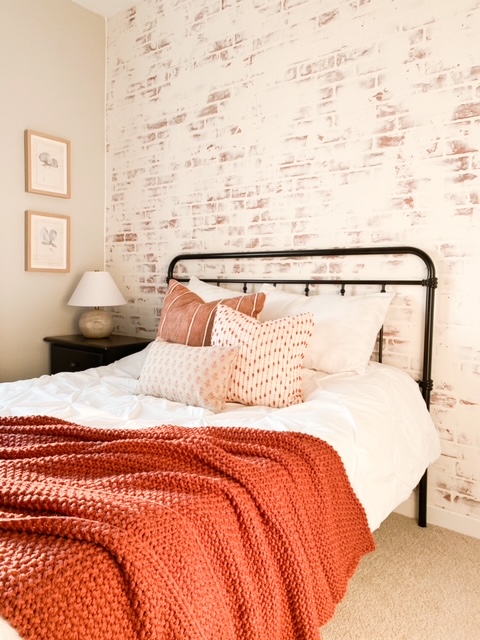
[0,415,375,640]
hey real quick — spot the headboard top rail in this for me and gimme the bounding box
[167,245,436,285]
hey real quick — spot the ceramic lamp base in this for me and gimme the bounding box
[78,309,114,339]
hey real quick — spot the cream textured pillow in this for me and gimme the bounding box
[137,339,239,413]
[187,276,242,302]
[259,284,394,374]
[158,280,265,346]
[211,304,314,408]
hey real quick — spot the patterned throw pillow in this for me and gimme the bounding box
[158,280,266,346]
[137,339,239,413]
[211,304,314,408]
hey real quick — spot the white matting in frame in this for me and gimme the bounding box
[25,211,71,273]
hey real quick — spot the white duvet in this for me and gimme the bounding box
[0,347,441,640]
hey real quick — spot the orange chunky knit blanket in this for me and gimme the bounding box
[0,416,375,640]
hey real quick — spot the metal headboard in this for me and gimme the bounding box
[167,246,437,527]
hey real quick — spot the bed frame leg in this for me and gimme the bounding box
[418,470,428,527]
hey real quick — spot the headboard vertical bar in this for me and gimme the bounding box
[378,328,384,363]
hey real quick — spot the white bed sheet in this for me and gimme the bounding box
[0,348,441,640]
[0,345,440,531]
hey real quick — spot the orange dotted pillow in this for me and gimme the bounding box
[211,304,314,408]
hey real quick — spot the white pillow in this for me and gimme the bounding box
[258,284,394,374]
[187,276,241,302]
[137,339,239,413]
[211,304,314,408]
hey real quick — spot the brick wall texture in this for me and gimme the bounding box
[105,0,480,528]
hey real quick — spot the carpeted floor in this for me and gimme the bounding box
[321,513,480,640]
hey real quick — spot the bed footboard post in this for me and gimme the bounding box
[418,470,428,527]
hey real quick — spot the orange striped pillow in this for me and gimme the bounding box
[211,304,314,408]
[158,280,266,346]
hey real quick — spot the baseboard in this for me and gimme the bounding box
[394,497,480,539]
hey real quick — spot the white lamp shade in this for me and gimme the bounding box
[68,271,127,308]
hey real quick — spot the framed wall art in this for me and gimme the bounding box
[25,130,71,198]
[25,210,71,273]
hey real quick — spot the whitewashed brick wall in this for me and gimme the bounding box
[105,0,480,531]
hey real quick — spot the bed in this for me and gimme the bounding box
[0,246,441,640]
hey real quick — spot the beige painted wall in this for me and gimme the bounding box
[0,0,105,382]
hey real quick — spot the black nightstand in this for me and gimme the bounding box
[44,334,152,374]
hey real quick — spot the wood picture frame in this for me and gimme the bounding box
[25,210,71,273]
[25,130,71,198]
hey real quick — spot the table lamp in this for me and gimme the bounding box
[68,271,127,338]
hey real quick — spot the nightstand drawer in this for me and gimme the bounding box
[44,334,152,375]
[50,345,104,373]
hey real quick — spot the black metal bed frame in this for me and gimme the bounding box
[167,246,437,527]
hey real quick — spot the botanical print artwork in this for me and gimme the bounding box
[39,150,59,168]
[25,211,70,273]
[40,226,58,248]
[30,137,66,194]
[31,217,65,268]
[25,130,71,198]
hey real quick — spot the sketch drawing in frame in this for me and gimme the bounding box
[25,130,71,198]
[25,211,71,273]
